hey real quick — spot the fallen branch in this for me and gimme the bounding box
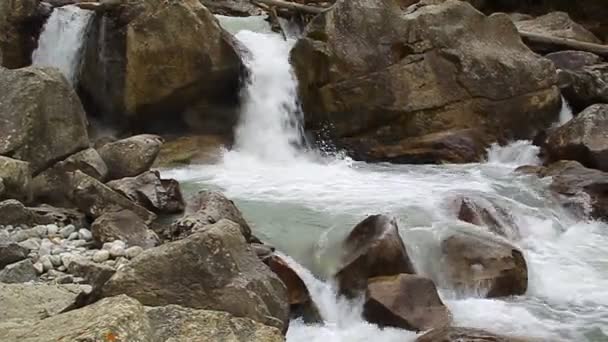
[520,31,608,58]
[252,0,326,14]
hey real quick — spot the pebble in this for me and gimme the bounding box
[125,246,144,259]
[5,225,13,231]
[60,225,76,239]
[46,224,59,236]
[78,229,92,241]
[57,265,66,272]
[68,232,79,241]
[92,250,110,263]
[109,245,126,259]
[51,247,65,255]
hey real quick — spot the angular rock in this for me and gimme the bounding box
[336,215,415,296]
[153,135,229,167]
[440,231,527,298]
[0,242,28,269]
[68,170,156,223]
[0,283,85,323]
[101,219,289,330]
[146,305,284,342]
[452,196,519,239]
[0,156,31,202]
[107,170,185,214]
[0,259,37,283]
[363,274,451,332]
[67,258,116,287]
[31,148,108,206]
[544,104,608,172]
[168,190,252,241]
[97,134,164,180]
[91,210,159,249]
[0,295,154,341]
[0,200,36,226]
[0,67,89,174]
[416,326,528,342]
[291,0,560,163]
[515,12,602,43]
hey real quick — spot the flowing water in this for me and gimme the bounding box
[32,5,93,84]
[161,19,608,342]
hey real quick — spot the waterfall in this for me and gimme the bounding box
[557,95,574,126]
[32,5,94,85]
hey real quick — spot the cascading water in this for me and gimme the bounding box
[162,17,608,342]
[32,5,93,85]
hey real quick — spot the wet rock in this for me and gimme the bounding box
[153,135,229,167]
[0,259,38,283]
[416,326,528,342]
[544,104,608,172]
[440,231,527,298]
[0,156,31,202]
[363,274,451,332]
[0,283,85,322]
[101,219,289,331]
[336,215,415,296]
[168,191,252,241]
[452,196,519,239]
[68,170,156,223]
[107,170,185,214]
[67,258,115,287]
[0,242,28,269]
[97,135,164,180]
[515,12,602,43]
[91,210,159,249]
[291,0,560,163]
[0,67,89,174]
[146,304,284,342]
[31,148,108,206]
[0,295,154,341]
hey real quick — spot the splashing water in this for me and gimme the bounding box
[486,140,541,166]
[32,5,93,84]
[557,95,574,126]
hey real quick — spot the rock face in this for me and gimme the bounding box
[544,104,608,172]
[31,148,108,206]
[80,0,244,134]
[0,67,89,174]
[91,210,159,248]
[291,0,560,163]
[440,231,528,298]
[336,215,415,296]
[168,191,252,241]
[0,0,41,68]
[363,274,451,332]
[97,134,163,180]
[146,305,284,342]
[515,12,602,43]
[107,171,185,214]
[0,157,31,202]
[416,326,528,342]
[0,295,154,342]
[0,283,85,323]
[101,220,289,330]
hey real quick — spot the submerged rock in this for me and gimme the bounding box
[101,219,289,330]
[452,196,519,239]
[97,134,164,180]
[291,0,560,163]
[416,326,529,342]
[0,157,31,202]
[91,210,159,249]
[363,274,451,332]
[336,215,415,296]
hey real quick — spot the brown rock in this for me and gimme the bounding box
[453,196,519,239]
[515,12,602,43]
[153,135,229,167]
[417,326,529,342]
[107,171,185,214]
[97,134,163,180]
[91,210,159,248]
[0,0,41,68]
[336,215,415,296]
[363,274,451,332]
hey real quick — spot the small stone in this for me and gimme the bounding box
[47,269,66,278]
[5,225,13,231]
[68,232,79,241]
[46,224,59,236]
[72,240,88,248]
[78,229,93,241]
[51,247,65,255]
[49,255,62,267]
[40,255,54,272]
[39,239,54,256]
[33,261,44,274]
[60,253,76,268]
[60,225,76,239]
[104,260,116,267]
[72,276,87,284]
[92,250,110,263]
[55,274,74,284]
[0,242,29,269]
[58,266,66,272]
[109,245,126,259]
[0,230,10,242]
[125,246,144,259]
[34,225,47,237]
[103,240,126,251]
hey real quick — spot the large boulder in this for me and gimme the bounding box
[363,274,451,332]
[79,0,244,134]
[440,231,528,298]
[168,190,252,241]
[0,295,154,341]
[335,215,415,296]
[0,157,31,202]
[107,170,185,214]
[515,12,602,43]
[543,104,608,172]
[0,283,85,323]
[0,67,89,174]
[0,242,28,269]
[101,219,289,330]
[97,134,163,180]
[146,305,284,342]
[31,148,108,206]
[291,0,560,163]
[0,0,41,68]
[91,210,159,248]
[417,326,528,342]
[0,259,38,283]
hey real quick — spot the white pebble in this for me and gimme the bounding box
[125,246,144,259]
[46,224,59,236]
[78,229,92,241]
[92,250,110,263]
[60,225,76,239]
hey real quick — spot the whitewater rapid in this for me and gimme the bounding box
[161,18,608,342]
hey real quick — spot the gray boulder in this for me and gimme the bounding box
[0,259,37,283]
[0,67,89,174]
[0,156,31,202]
[67,258,116,287]
[91,210,159,249]
[107,171,185,214]
[97,134,164,180]
[0,242,28,269]
[101,219,289,330]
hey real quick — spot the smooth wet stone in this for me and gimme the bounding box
[92,250,110,263]
[125,246,144,259]
[60,225,76,239]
